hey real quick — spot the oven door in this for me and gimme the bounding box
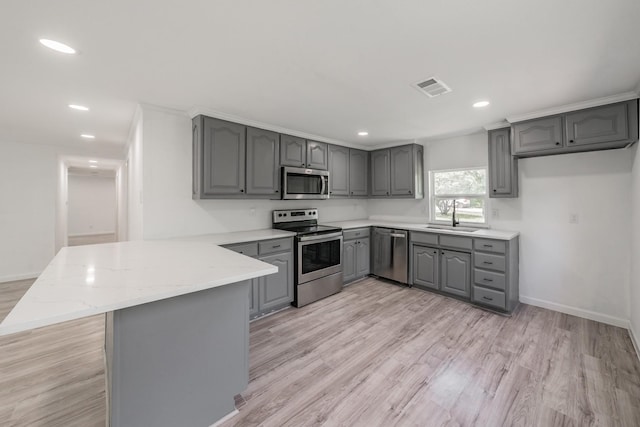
[282,167,330,200]
[297,232,343,284]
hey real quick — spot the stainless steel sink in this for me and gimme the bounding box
[425,225,479,233]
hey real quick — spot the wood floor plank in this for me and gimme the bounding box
[2,277,640,426]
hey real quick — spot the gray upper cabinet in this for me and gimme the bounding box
[349,149,368,197]
[488,128,518,198]
[390,145,415,196]
[565,103,628,147]
[329,145,350,196]
[258,251,293,312]
[370,149,390,196]
[511,100,638,158]
[280,134,306,167]
[246,127,280,197]
[193,116,246,198]
[280,136,328,170]
[306,141,329,170]
[512,116,563,155]
[440,250,471,298]
[412,245,439,290]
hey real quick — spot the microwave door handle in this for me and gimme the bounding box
[320,175,326,195]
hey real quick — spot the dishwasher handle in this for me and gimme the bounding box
[390,233,406,238]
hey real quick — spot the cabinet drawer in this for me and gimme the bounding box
[474,239,505,254]
[474,253,506,272]
[410,232,438,246]
[343,228,370,241]
[440,235,472,251]
[259,238,292,255]
[474,268,506,291]
[473,286,506,310]
[224,242,258,257]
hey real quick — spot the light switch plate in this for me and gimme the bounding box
[569,213,579,224]
[492,208,500,219]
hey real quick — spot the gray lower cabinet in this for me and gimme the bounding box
[223,238,294,319]
[440,250,471,298]
[512,100,638,158]
[343,228,370,284]
[329,145,350,196]
[193,116,246,198]
[412,245,439,290]
[349,149,369,196]
[258,251,293,312]
[472,237,519,312]
[370,149,391,196]
[488,128,518,198]
[246,127,280,197]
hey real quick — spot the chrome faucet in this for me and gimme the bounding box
[452,199,459,227]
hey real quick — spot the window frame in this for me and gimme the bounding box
[429,166,489,227]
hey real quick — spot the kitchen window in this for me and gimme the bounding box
[429,167,488,225]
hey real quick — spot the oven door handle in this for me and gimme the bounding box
[298,231,343,242]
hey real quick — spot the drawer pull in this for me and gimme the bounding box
[483,278,493,282]
[482,296,493,301]
[483,244,493,248]
[239,251,244,254]
[483,261,493,265]
[355,233,360,236]
[272,245,281,249]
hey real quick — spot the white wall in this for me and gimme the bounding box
[127,108,144,240]
[369,131,633,327]
[630,133,640,350]
[67,175,117,236]
[0,140,124,282]
[139,106,368,239]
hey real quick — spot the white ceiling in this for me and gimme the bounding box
[2,0,640,151]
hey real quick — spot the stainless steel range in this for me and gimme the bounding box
[273,208,343,307]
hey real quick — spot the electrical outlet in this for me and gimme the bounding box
[492,208,500,219]
[249,208,256,216]
[569,213,579,224]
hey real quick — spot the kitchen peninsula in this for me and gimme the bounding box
[0,240,278,427]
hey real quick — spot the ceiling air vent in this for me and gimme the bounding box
[414,77,452,98]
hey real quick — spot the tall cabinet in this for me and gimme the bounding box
[488,128,518,198]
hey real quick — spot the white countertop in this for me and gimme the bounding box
[0,240,277,336]
[171,229,295,245]
[325,219,519,240]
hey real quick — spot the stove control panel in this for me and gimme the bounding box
[273,208,318,223]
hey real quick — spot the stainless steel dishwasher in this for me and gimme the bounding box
[372,227,408,284]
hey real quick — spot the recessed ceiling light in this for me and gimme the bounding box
[69,104,89,111]
[89,160,97,163]
[89,165,98,168]
[81,134,95,139]
[39,39,76,54]
[357,131,369,136]
[473,101,490,108]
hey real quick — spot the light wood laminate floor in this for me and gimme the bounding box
[1,277,639,426]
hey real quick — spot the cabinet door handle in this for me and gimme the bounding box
[483,261,493,265]
[408,190,412,194]
[386,192,389,195]
[493,189,497,192]
[240,189,244,193]
[275,190,279,193]
[569,139,575,143]
[482,296,493,301]
[555,142,560,146]
[483,278,493,282]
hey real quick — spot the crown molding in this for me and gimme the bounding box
[187,106,370,150]
[506,91,639,123]
[483,121,510,131]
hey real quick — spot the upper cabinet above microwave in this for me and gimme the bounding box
[280,135,328,170]
[512,99,639,158]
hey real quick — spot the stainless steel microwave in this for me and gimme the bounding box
[282,167,330,200]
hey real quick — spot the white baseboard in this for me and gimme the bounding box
[519,295,629,328]
[630,323,640,362]
[68,231,116,237]
[209,408,239,427]
[0,272,40,284]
